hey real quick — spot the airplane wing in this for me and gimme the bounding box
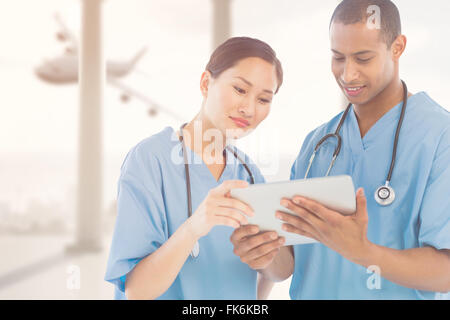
[107,47,148,78]
[107,77,185,122]
[129,47,147,70]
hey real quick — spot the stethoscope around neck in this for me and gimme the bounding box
[178,123,255,258]
[304,80,408,206]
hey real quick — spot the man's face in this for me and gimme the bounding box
[330,21,395,105]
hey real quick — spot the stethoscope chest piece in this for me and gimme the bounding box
[374,182,395,206]
[191,241,200,258]
[306,81,408,207]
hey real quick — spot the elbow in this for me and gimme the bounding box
[125,288,136,300]
[125,280,158,300]
[124,284,140,300]
[125,287,158,300]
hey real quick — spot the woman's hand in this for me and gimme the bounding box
[187,180,254,239]
[230,225,285,270]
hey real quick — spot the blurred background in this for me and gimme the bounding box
[0,0,449,299]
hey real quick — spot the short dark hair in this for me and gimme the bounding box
[330,0,402,47]
[205,37,283,94]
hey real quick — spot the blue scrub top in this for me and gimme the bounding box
[290,92,450,300]
[104,127,265,300]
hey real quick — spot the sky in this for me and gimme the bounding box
[0,0,449,213]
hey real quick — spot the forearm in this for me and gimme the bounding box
[259,246,294,282]
[357,243,450,292]
[257,273,275,300]
[125,220,198,299]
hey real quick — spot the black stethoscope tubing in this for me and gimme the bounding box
[178,123,255,257]
[305,80,408,206]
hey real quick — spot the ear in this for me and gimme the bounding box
[200,70,212,98]
[391,34,407,61]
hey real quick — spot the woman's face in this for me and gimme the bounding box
[200,57,278,139]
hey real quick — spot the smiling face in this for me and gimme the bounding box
[200,56,279,139]
[330,21,397,106]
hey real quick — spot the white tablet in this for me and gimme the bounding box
[230,175,356,246]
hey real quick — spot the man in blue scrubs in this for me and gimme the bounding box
[230,0,450,299]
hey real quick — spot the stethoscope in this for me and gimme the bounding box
[178,123,255,258]
[304,80,408,206]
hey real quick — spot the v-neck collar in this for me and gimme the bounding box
[345,92,422,152]
[189,146,234,185]
[170,127,234,185]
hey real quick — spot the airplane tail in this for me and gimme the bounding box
[129,47,147,70]
[53,12,78,51]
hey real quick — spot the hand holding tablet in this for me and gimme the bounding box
[230,175,356,246]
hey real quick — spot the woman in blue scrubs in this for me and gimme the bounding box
[104,37,284,300]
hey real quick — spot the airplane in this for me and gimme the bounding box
[34,13,184,121]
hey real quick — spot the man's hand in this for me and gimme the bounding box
[276,188,373,265]
[230,225,285,270]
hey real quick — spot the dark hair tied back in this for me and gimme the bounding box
[205,37,283,94]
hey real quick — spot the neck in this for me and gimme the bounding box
[353,77,405,138]
[182,111,227,164]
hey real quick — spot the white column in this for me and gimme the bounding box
[211,0,232,49]
[68,0,104,252]
[335,0,348,110]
